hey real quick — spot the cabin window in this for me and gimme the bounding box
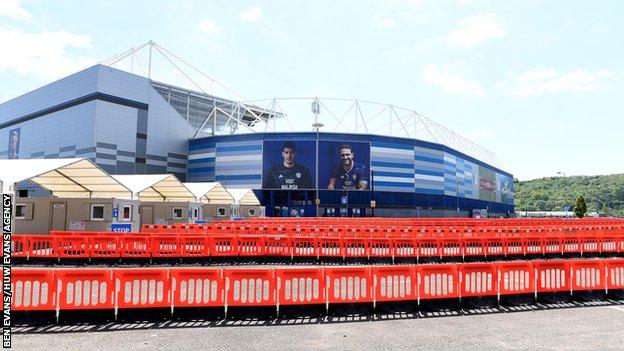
[172,207,184,219]
[121,205,132,221]
[15,204,26,219]
[91,204,105,220]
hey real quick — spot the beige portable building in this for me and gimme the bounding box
[112,174,202,226]
[228,188,265,219]
[0,158,139,234]
[184,182,234,222]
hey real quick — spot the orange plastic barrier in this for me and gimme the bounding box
[237,235,264,257]
[56,235,90,259]
[171,268,224,308]
[89,235,121,258]
[418,239,439,259]
[373,266,416,302]
[569,260,605,292]
[368,238,393,258]
[276,268,325,306]
[11,269,55,311]
[484,237,504,256]
[394,238,417,258]
[264,236,290,257]
[505,238,524,256]
[210,236,237,257]
[11,235,28,258]
[325,267,373,304]
[119,235,150,258]
[535,261,570,293]
[459,263,497,297]
[178,235,210,257]
[114,269,171,309]
[291,237,317,258]
[150,235,181,258]
[498,262,534,296]
[418,264,458,301]
[543,236,562,255]
[224,269,276,306]
[581,235,600,254]
[463,238,485,257]
[27,235,55,258]
[56,269,114,310]
[318,237,342,258]
[342,237,368,258]
[606,259,624,291]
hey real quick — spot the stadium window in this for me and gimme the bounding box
[121,205,132,221]
[91,204,105,221]
[172,207,184,219]
[217,207,226,217]
[15,204,26,219]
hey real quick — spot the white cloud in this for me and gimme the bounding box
[498,68,620,96]
[457,0,474,6]
[261,27,290,41]
[446,14,505,48]
[196,19,221,35]
[423,64,485,97]
[240,5,262,22]
[376,17,397,29]
[0,25,95,80]
[0,0,32,21]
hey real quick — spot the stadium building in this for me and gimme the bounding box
[0,43,514,217]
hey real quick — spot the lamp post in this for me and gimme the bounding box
[557,171,567,218]
[312,98,323,218]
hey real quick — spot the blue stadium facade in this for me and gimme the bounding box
[188,132,514,217]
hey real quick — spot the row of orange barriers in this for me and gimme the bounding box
[12,259,624,316]
[12,232,624,260]
[241,217,624,228]
[140,221,624,237]
[70,226,624,239]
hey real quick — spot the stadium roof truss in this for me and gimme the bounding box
[101,41,503,169]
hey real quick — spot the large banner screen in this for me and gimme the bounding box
[318,141,370,190]
[262,140,316,189]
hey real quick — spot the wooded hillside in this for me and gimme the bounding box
[514,174,624,217]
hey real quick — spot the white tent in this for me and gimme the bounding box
[112,174,195,202]
[0,158,132,198]
[228,188,260,206]
[183,182,234,204]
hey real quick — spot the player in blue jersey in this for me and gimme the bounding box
[263,141,312,189]
[327,143,369,190]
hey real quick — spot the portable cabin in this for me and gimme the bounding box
[183,182,234,222]
[227,188,265,219]
[0,158,138,234]
[112,174,202,226]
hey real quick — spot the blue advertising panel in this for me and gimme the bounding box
[262,140,316,189]
[8,128,20,159]
[319,141,370,190]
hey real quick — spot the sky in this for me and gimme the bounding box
[0,0,622,180]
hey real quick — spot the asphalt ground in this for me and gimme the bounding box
[12,301,624,351]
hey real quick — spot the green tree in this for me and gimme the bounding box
[573,195,588,218]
